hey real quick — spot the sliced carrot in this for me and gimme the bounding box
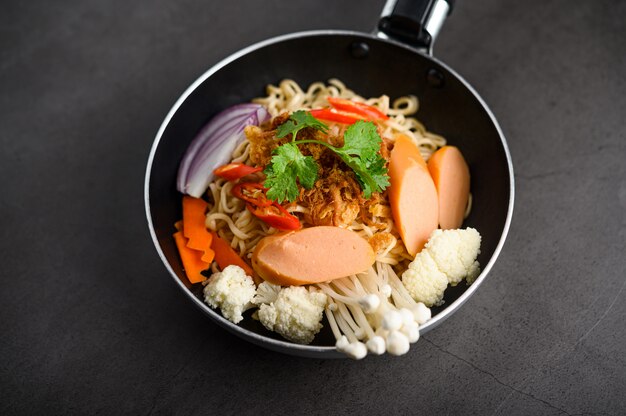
[200,248,215,264]
[182,196,214,261]
[427,146,471,230]
[388,134,439,256]
[210,231,255,278]
[173,230,209,284]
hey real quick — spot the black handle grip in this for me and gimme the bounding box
[378,0,454,49]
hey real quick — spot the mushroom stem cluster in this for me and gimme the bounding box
[315,262,431,359]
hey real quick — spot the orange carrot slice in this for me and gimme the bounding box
[210,231,255,278]
[427,146,471,230]
[199,248,215,264]
[182,196,215,263]
[388,134,439,256]
[173,230,209,284]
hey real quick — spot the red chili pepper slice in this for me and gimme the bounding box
[231,182,273,207]
[309,108,365,125]
[246,202,301,231]
[213,163,263,181]
[327,97,389,121]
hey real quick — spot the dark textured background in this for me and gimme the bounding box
[1,0,625,415]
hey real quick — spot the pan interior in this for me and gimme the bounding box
[147,31,512,351]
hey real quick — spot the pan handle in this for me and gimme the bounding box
[376,0,454,54]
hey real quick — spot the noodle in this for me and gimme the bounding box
[205,79,463,273]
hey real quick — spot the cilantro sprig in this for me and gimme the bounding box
[332,121,390,198]
[264,111,389,203]
[275,110,328,141]
[264,143,319,202]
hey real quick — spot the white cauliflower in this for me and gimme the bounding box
[402,251,449,307]
[252,281,282,306]
[255,285,327,344]
[402,228,481,307]
[203,265,256,324]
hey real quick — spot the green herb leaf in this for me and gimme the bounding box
[264,143,318,203]
[275,110,328,141]
[340,120,381,161]
[333,120,389,198]
[363,155,390,197]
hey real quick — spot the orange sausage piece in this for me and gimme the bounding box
[251,226,375,286]
[427,146,470,230]
[388,134,439,256]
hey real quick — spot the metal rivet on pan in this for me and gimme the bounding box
[427,68,445,88]
[350,42,370,59]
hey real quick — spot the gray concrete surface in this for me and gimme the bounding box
[1,0,624,415]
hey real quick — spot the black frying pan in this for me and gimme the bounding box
[145,0,514,358]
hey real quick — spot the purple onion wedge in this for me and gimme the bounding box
[177,103,269,198]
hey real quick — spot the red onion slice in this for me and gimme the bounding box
[177,103,269,197]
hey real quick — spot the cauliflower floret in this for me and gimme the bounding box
[252,281,281,305]
[203,265,256,324]
[257,286,327,344]
[402,251,449,307]
[427,228,481,285]
[402,228,481,307]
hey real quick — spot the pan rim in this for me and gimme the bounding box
[144,29,515,356]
